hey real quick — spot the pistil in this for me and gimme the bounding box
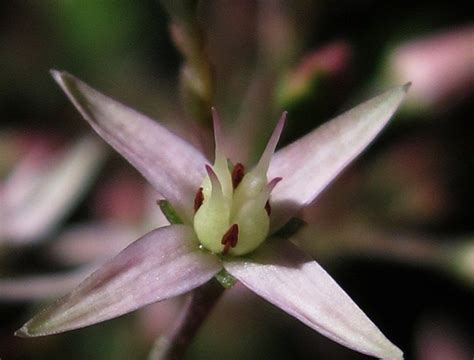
[193,110,286,256]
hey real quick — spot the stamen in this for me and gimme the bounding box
[221,224,239,255]
[268,177,283,191]
[231,163,245,189]
[262,177,282,215]
[194,187,204,212]
[265,200,271,215]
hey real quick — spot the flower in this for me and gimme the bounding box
[0,135,106,244]
[386,26,474,110]
[17,70,408,360]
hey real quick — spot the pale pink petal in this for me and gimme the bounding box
[1,145,51,208]
[268,85,409,230]
[224,241,403,360]
[0,267,94,301]
[51,70,208,223]
[1,136,106,244]
[16,225,221,337]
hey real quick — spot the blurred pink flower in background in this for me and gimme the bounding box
[0,134,106,244]
[277,41,352,106]
[0,172,169,301]
[415,313,473,360]
[387,26,474,110]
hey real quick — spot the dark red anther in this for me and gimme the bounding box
[194,187,204,212]
[221,224,239,255]
[231,163,245,189]
[264,200,271,216]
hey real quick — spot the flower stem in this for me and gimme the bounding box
[148,279,225,360]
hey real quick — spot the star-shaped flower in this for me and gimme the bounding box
[17,70,408,360]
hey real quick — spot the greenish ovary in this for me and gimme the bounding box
[193,163,270,256]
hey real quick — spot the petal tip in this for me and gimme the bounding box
[402,82,412,92]
[379,342,404,360]
[389,348,404,360]
[50,70,75,93]
[278,111,288,129]
[50,70,78,92]
[50,69,67,82]
[14,325,33,338]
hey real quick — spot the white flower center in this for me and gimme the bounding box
[193,160,277,256]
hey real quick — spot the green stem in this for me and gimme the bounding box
[161,0,214,126]
[148,279,225,360]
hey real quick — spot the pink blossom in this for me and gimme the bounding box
[16,71,408,359]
